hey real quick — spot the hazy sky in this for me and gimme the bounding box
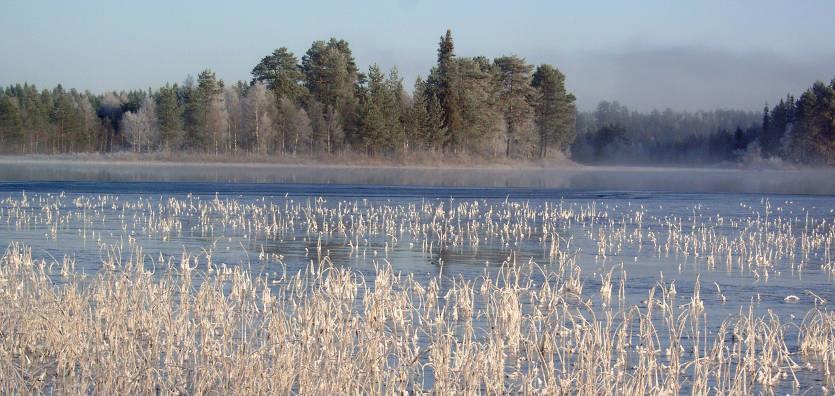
[1,0,833,111]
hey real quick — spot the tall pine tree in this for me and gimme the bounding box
[495,55,535,158]
[532,64,576,158]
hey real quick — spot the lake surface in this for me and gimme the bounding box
[1,157,834,194]
[0,162,833,392]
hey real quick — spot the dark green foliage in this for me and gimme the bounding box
[359,100,385,155]
[783,80,835,164]
[3,30,564,159]
[251,47,308,102]
[455,57,502,155]
[495,56,535,157]
[0,95,23,147]
[407,77,445,151]
[357,65,407,154]
[592,123,629,159]
[532,64,576,158]
[6,30,826,166]
[301,38,360,151]
[434,30,464,151]
[49,88,86,153]
[184,70,223,152]
[155,84,183,150]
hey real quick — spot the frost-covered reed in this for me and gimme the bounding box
[0,241,832,394]
[0,193,833,393]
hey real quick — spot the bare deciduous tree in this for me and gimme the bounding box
[243,82,276,155]
[121,97,158,153]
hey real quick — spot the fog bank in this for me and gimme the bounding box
[0,158,832,196]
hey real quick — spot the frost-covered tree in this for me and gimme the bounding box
[224,85,244,153]
[278,98,312,155]
[207,93,230,155]
[243,82,276,155]
[121,97,158,152]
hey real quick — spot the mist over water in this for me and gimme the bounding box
[0,158,833,393]
[0,158,833,196]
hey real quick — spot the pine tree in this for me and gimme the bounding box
[532,64,577,158]
[456,57,502,155]
[495,55,536,158]
[251,47,308,102]
[302,39,360,151]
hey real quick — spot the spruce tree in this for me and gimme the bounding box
[0,95,23,147]
[359,64,388,154]
[435,29,463,152]
[155,84,183,151]
[385,67,407,151]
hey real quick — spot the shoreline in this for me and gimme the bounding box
[0,154,833,195]
[0,153,822,173]
[0,152,582,172]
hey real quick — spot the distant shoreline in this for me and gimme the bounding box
[0,154,833,195]
[0,153,821,173]
[0,152,583,171]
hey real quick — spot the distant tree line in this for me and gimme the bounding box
[571,102,761,164]
[760,80,835,164]
[0,30,832,165]
[0,30,576,160]
[573,78,835,166]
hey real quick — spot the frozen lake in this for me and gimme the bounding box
[0,160,833,393]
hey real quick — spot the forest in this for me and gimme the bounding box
[0,30,832,165]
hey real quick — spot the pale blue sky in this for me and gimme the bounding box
[1,0,833,111]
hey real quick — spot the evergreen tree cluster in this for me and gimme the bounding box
[0,30,831,165]
[571,101,762,164]
[0,84,122,153]
[571,81,835,166]
[0,30,576,160]
[760,79,835,165]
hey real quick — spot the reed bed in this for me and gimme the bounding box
[1,194,832,277]
[0,193,833,394]
[0,242,832,394]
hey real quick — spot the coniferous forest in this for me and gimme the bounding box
[0,30,832,165]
